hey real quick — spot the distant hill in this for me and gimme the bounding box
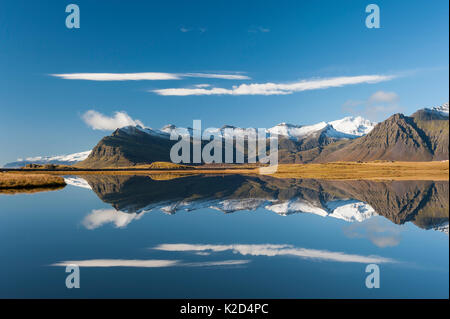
[4,151,91,168]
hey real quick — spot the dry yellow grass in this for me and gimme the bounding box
[265,161,449,180]
[4,161,448,181]
[0,173,66,189]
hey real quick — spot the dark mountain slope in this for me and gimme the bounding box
[315,113,448,162]
[77,127,175,168]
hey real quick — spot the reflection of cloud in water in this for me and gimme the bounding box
[51,259,249,268]
[82,209,144,229]
[343,217,402,248]
[153,243,397,264]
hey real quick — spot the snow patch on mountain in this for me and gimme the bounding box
[268,116,375,140]
[119,125,170,138]
[328,116,376,136]
[25,150,91,162]
[424,102,449,117]
[268,122,328,138]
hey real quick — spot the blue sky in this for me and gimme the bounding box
[0,0,448,165]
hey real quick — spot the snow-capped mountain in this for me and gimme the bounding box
[1,115,375,167]
[268,121,327,138]
[328,116,376,136]
[268,116,376,140]
[149,116,376,141]
[4,150,91,168]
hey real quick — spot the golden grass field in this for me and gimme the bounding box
[2,160,448,183]
[265,160,449,180]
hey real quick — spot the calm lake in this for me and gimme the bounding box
[0,174,448,298]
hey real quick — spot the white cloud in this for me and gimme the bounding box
[369,91,399,103]
[153,243,397,264]
[52,259,179,268]
[343,90,403,121]
[153,74,396,96]
[52,72,179,81]
[82,110,144,131]
[180,26,207,33]
[184,73,250,80]
[248,26,270,33]
[51,259,249,268]
[51,72,250,81]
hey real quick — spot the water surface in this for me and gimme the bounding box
[0,174,448,298]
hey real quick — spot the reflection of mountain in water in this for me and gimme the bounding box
[76,174,449,231]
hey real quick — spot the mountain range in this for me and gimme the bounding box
[4,103,448,168]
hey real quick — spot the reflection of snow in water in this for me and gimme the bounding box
[64,177,91,189]
[433,221,449,234]
[81,197,379,230]
[326,200,377,222]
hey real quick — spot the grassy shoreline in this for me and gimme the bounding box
[0,173,66,190]
[2,161,448,181]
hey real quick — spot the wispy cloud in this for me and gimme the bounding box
[343,90,403,121]
[51,72,249,81]
[369,91,399,103]
[51,259,250,268]
[153,243,397,264]
[248,26,270,33]
[82,110,144,130]
[180,26,207,33]
[153,74,396,96]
